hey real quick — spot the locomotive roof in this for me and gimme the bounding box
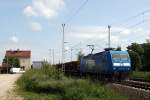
[83,51,107,58]
[83,50,128,58]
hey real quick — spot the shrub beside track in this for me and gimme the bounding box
[16,64,130,100]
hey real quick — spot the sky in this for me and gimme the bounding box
[0,0,150,64]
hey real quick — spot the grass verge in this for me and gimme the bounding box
[16,64,132,100]
[130,71,150,80]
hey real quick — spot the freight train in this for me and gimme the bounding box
[57,49,131,80]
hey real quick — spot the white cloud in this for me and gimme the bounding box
[24,0,65,19]
[67,25,150,51]
[31,22,42,32]
[24,6,38,16]
[121,29,131,35]
[9,36,19,43]
[68,26,107,39]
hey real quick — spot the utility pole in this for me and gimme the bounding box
[108,25,111,48]
[70,48,73,61]
[52,49,55,65]
[62,24,65,72]
[49,49,51,65]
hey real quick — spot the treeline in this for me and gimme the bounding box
[127,40,150,71]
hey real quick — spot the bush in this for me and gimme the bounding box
[16,64,131,100]
[128,50,142,71]
[62,79,126,100]
[131,71,150,80]
[16,64,64,91]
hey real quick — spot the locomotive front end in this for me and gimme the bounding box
[110,51,131,72]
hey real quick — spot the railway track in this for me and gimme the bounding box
[130,78,150,83]
[118,80,150,91]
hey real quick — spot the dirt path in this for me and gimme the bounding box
[0,74,22,100]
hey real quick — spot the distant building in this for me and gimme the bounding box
[5,50,31,70]
[32,61,48,69]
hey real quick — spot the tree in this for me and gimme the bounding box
[3,57,20,68]
[127,43,144,56]
[127,40,150,71]
[127,43,144,70]
[141,43,150,70]
[128,50,142,71]
[12,58,20,68]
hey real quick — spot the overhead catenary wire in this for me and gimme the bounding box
[66,8,150,46]
[110,17,150,48]
[116,17,150,35]
[63,5,150,62]
[110,8,150,26]
[69,30,107,50]
[70,8,150,52]
[63,0,89,48]
[61,0,89,63]
[65,0,89,24]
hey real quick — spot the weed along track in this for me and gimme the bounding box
[16,65,133,100]
[16,64,150,100]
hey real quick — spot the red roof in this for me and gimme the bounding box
[6,50,31,58]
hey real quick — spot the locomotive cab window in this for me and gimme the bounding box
[120,54,129,60]
[112,54,129,60]
[112,54,120,60]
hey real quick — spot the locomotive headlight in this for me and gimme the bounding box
[113,63,120,66]
[123,63,130,66]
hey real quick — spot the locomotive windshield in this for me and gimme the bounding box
[112,54,120,59]
[120,54,129,60]
[112,54,129,60]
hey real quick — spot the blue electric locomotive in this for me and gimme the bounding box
[80,50,131,79]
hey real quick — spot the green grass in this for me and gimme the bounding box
[16,64,132,100]
[130,71,150,80]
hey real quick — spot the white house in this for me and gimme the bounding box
[5,50,31,70]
